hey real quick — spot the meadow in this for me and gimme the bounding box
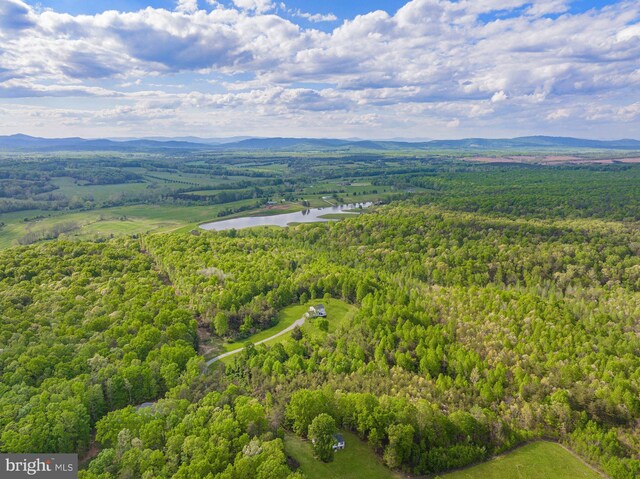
[210,299,358,364]
[440,442,603,479]
[284,431,407,479]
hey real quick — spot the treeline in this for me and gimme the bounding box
[80,386,303,479]
[409,164,640,221]
[17,221,80,245]
[64,168,143,185]
[285,388,522,474]
[0,178,57,199]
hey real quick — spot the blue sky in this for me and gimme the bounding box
[23,0,621,16]
[1,0,639,139]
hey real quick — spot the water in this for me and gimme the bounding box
[199,202,372,231]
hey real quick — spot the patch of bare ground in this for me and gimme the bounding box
[465,155,640,164]
[79,438,99,469]
[465,156,526,163]
[545,157,640,164]
[197,317,215,356]
[464,155,584,163]
[615,157,640,163]
[265,203,291,210]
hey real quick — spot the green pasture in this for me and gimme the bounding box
[441,442,603,479]
[0,200,260,248]
[284,431,406,479]
[211,299,357,364]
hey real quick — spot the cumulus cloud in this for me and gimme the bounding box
[491,91,508,103]
[0,80,120,98]
[176,0,199,14]
[547,109,571,120]
[0,0,639,138]
[617,102,640,120]
[0,0,35,31]
[232,0,275,14]
[525,0,569,17]
[291,10,338,23]
[183,86,352,112]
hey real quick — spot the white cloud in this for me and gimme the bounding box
[547,109,570,120]
[176,0,199,14]
[0,0,639,138]
[291,10,338,23]
[0,80,120,98]
[617,102,640,121]
[616,24,640,42]
[525,0,569,17]
[232,0,275,14]
[0,0,35,31]
[491,91,508,103]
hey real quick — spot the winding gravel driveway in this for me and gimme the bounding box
[136,314,309,410]
[206,315,307,365]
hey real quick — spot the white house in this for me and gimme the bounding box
[309,304,326,317]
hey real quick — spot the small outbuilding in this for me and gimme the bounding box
[333,433,345,450]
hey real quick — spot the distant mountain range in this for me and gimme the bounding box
[1,134,639,152]
[0,134,214,152]
[106,136,256,145]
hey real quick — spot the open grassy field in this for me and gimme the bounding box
[181,187,255,197]
[297,298,358,342]
[284,431,407,479]
[214,298,357,364]
[0,149,441,252]
[284,438,603,479]
[137,170,254,187]
[50,177,153,202]
[440,442,604,479]
[1,198,352,249]
[0,200,263,248]
[204,298,358,364]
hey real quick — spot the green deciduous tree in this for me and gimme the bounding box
[308,414,337,462]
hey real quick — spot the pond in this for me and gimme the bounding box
[199,202,372,231]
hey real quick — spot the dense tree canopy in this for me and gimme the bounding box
[142,203,639,477]
[0,240,198,454]
[1,161,639,478]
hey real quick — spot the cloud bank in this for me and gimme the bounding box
[0,0,638,138]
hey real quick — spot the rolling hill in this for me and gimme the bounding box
[1,133,639,152]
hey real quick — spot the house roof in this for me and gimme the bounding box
[333,433,344,443]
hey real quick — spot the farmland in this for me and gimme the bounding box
[0,151,413,248]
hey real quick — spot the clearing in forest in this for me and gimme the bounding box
[441,441,604,479]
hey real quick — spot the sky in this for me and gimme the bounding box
[0,0,638,139]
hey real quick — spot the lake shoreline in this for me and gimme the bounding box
[199,202,372,231]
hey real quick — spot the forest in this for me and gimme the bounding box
[0,155,638,478]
